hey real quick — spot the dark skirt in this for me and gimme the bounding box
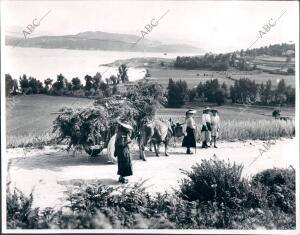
[201,122,212,132]
[182,127,196,148]
[115,146,133,177]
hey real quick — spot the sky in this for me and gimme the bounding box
[3,0,299,53]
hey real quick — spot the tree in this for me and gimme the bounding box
[44,78,53,92]
[109,75,118,85]
[65,80,72,92]
[188,88,197,102]
[125,81,166,128]
[212,61,229,71]
[275,79,287,104]
[285,85,295,104]
[12,79,19,95]
[19,74,30,94]
[118,64,128,83]
[167,79,188,108]
[99,81,109,92]
[93,72,102,90]
[52,74,66,95]
[260,80,273,104]
[28,77,43,94]
[5,74,14,97]
[71,77,81,91]
[84,75,93,91]
[196,82,205,100]
[221,82,229,98]
[229,78,258,103]
[214,88,226,105]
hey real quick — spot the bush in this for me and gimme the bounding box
[252,168,295,213]
[179,158,249,208]
[6,189,38,229]
[6,161,296,229]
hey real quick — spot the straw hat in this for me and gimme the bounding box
[210,109,218,113]
[186,109,197,114]
[117,121,133,130]
[203,106,211,111]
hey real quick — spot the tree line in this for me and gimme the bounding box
[174,43,295,71]
[167,78,295,108]
[5,64,129,98]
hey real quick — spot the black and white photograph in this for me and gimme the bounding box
[1,0,299,233]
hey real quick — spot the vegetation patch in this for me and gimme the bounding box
[7,158,295,229]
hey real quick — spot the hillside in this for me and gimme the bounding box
[5,31,204,53]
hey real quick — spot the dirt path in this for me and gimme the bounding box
[6,138,297,209]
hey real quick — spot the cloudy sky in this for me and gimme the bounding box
[3,1,299,53]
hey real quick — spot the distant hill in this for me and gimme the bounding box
[5,31,204,53]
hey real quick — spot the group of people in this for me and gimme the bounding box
[182,107,220,154]
[113,106,220,184]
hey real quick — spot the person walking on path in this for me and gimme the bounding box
[114,121,133,184]
[201,107,211,148]
[182,109,197,154]
[210,109,220,148]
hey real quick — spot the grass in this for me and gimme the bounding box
[104,57,295,88]
[6,95,94,137]
[215,119,294,141]
[146,67,295,88]
[6,131,56,148]
[6,95,295,148]
[158,115,295,141]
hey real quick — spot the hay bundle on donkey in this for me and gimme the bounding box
[52,98,138,162]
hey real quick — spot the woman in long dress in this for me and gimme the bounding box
[114,121,133,183]
[182,109,197,154]
[210,109,220,148]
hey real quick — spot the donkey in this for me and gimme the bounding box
[138,118,185,161]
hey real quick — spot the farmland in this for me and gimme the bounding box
[105,57,295,88]
[6,95,94,146]
[146,68,295,88]
[6,95,295,147]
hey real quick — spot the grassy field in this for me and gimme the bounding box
[147,67,295,88]
[104,57,295,88]
[6,95,94,146]
[6,95,295,147]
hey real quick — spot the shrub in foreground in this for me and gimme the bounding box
[7,159,296,229]
[179,158,249,208]
[251,168,295,213]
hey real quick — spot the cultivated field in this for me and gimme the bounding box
[6,95,295,148]
[6,95,94,147]
[148,68,295,88]
[104,57,295,88]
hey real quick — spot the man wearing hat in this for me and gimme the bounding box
[182,109,197,154]
[210,109,220,148]
[114,121,133,183]
[201,107,211,148]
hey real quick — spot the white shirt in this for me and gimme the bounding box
[211,115,220,128]
[185,117,196,129]
[202,113,211,125]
